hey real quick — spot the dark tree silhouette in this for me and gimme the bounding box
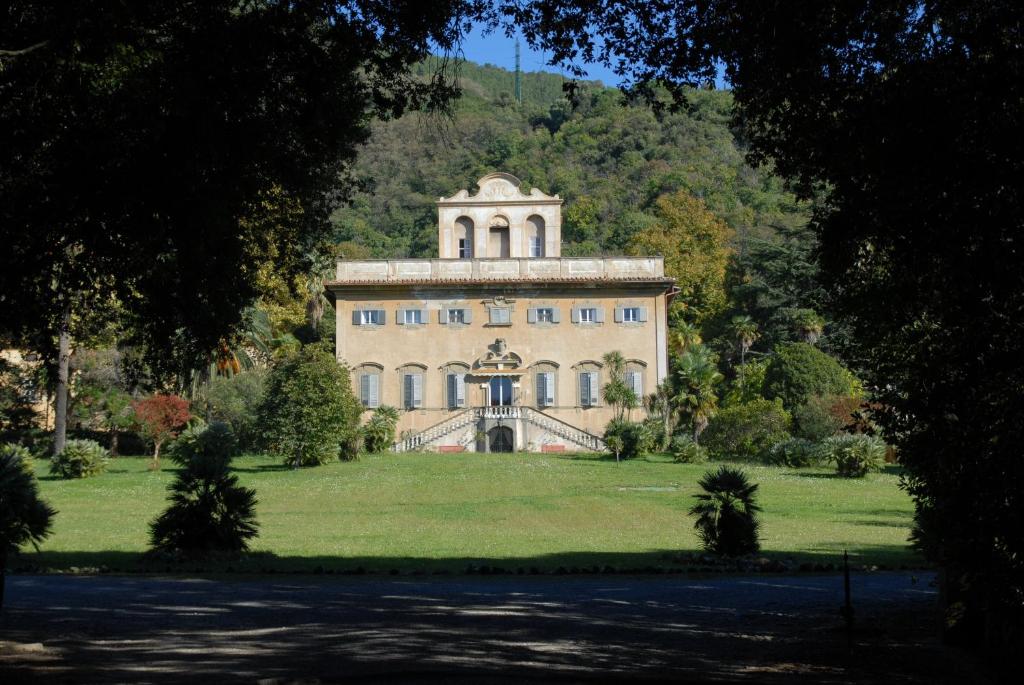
[505,0,1024,646]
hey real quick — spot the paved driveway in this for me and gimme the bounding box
[0,572,985,683]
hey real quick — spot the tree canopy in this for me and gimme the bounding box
[504,0,1024,644]
[0,1,479,371]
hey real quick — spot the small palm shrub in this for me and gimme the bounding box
[820,434,886,477]
[689,466,762,556]
[1,448,56,610]
[362,405,399,453]
[766,437,826,468]
[150,422,258,556]
[603,419,653,460]
[670,435,708,464]
[169,421,238,469]
[49,439,109,479]
[1,443,35,475]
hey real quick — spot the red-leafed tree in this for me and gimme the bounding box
[133,395,191,464]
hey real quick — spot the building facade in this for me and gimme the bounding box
[327,173,676,453]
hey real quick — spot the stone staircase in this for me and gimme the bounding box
[391,406,604,453]
[392,408,476,453]
[520,406,605,452]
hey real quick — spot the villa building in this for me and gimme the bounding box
[326,173,676,453]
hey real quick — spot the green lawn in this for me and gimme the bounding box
[21,452,921,573]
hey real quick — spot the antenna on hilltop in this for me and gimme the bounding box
[514,39,522,105]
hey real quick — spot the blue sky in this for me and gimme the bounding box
[454,25,624,87]
[452,25,729,89]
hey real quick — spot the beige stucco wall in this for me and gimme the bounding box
[333,284,669,441]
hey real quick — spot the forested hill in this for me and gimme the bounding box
[331,58,811,262]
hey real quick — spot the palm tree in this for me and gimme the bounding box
[789,308,825,345]
[601,350,637,421]
[672,345,723,443]
[644,379,675,450]
[729,314,760,390]
[670,321,703,356]
[0,447,56,611]
[689,466,762,556]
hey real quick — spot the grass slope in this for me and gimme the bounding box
[21,452,918,573]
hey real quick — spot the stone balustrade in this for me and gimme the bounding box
[335,256,665,283]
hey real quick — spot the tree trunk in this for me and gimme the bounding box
[153,440,161,464]
[52,303,71,457]
[110,430,119,457]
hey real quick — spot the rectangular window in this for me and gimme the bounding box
[529,236,543,257]
[579,307,596,323]
[537,307,554,323]
[489,307,511,325]
[403,373,423,409]
[447,308,466,324]
[458,238,472,259]
[354,309,384,326]
[402,309,424,325]
[622,307,640,322]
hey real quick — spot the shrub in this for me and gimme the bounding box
[763,342,857,411]
[0,447,56,610]
[168,421,238,470]
[1,443,35,475]
[689,466,761,556]
[133,394,191,462]
[701,399,791,461]
[257,345,361,467]
[200,370,266,451]
[820,434,887,477]
[150,423,257,556]
[603,419,652,460]
[362,405,399,454]
[766,437,826,468]
[49,439,109,479]
[792,394,863,441]
[670,435,708,463]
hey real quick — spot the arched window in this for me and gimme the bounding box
[441,362,470,409]
[531,360,559,409]
[353,363,383,408]
[397,363,427,410]
[526,215,546,257]
[454,216,474,259]
[624,360,648,401]
[573,360,603,408]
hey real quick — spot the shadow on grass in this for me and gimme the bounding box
[14,542,925,577]
[230,463,292,473]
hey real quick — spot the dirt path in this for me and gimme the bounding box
[0,572,988,683]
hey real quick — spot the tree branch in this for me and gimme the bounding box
[0,41,48,57]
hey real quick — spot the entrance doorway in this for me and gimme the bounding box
[488,426,514,452]
[489,376,513,406]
